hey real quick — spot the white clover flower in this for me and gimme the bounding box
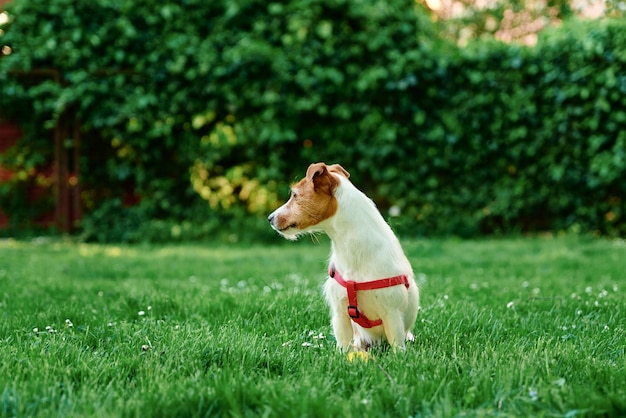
[506,301,514,309]
[138,311,145,316]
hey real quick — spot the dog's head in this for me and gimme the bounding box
[268,162,350,240]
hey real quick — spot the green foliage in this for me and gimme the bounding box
[1,0,625,240]
[440,19,626,236]
[1,237,625,416]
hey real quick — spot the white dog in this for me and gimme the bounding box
[268,162,419,351]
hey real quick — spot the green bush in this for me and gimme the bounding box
[1,0,625,240]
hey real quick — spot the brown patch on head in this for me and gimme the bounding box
[271,162,344,232]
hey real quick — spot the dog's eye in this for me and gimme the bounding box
[291,191,297,199]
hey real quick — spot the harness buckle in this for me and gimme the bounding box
[347,305,359,319]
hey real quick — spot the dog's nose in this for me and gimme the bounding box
[268,213,275,224]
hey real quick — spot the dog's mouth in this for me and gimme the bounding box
[269,220,298,234]
[268,212,297,232]
[272,222,301,241]
[278,223,298,232]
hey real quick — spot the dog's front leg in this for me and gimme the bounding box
[324,278,355,351]
[331,313,353,351]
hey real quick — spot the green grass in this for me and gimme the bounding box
[1,235,625,417]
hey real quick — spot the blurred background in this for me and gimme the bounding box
[0,0,624,242]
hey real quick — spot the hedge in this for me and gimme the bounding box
[0,0,625,241]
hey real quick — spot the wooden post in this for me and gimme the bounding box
[54,111,69,232]
[71,118,82,227]
[5,68,86,232]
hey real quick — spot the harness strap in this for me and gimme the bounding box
[329,265,409,329]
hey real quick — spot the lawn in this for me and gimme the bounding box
[1,235,625,417]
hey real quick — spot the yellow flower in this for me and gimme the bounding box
[347,351,369,362]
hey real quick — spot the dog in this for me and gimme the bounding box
[268,162,419,351]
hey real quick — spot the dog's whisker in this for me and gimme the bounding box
[309,233,320,244]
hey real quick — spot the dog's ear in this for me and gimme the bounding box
[305,162,327,183]
[327,164,350,179]
[306,162,340,193]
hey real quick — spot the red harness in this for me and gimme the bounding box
[329,265,410,328]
